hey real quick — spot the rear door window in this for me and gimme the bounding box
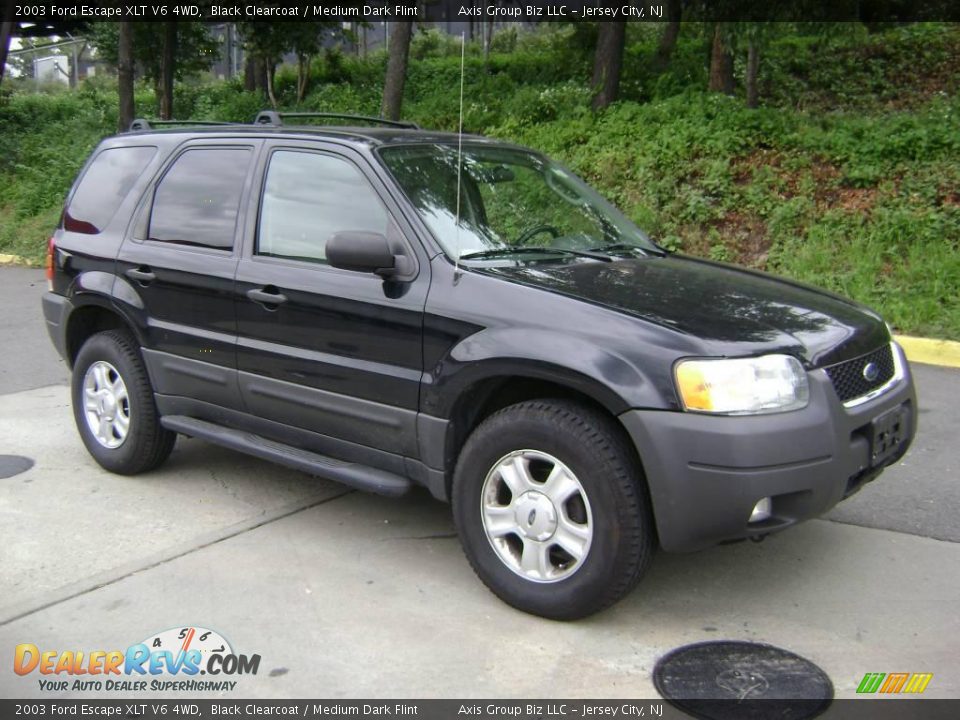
[64,146,157,234]
[149,147,252,250]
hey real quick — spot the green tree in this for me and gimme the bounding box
[591,22,626,110]
[653,0,683,72]
[381,21,413,121]
[118,21,135,131]
[708,23,735,95]
[90,22,218,117]
[287,23,339,103]
[236,21,288,107]
[0,3,16,86]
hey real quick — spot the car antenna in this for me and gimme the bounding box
[453,31,466,283]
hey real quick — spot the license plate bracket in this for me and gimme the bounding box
[870,405,908,467]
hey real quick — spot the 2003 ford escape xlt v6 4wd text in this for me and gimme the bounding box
[42,112,916,619]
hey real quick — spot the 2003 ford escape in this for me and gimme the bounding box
[42,112,916,619]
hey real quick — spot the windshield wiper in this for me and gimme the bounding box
[589,242,668,257]
[459,246,612,262]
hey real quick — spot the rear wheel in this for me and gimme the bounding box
[72,330,175,474]
[452,399,655,619]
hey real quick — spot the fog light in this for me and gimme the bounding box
[749,497,772,523]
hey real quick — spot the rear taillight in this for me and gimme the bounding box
[46,237,55,290]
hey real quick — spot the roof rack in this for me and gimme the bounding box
[129,119,237,131]
[252,110,420,130]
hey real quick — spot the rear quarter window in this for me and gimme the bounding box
[64,146,157,234]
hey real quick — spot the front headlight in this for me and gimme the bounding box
[674,354,809,415]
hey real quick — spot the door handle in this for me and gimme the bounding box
[126,266,156,284]
[246,287,288,307]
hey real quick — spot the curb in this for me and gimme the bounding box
[895,335,960,369]
[0,254,956,368]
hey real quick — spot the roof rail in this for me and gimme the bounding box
[252,110,420,130]
[128,119,238,131]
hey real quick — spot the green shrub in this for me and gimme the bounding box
[1,23,957,337]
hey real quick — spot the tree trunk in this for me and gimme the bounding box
[117,22,135,132]
[296,54,309,103]
[746,41,760,108]
[0,1,15,88]
[381,20,413,121]
[265,61,278,108]
[485,18,494,60]
[243,54,256,91]
[246,57,268,96]
[591,22,626,111]
[69,43,78,88]
[153,76,162,115]
[257,58,269,94]
[708,24,734,95]
[250,56,267,95]
[160,21,177,119]
[653,0,681,72]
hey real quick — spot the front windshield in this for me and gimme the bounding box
[378,144,657,260]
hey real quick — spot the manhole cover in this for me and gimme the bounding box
[653,641,833,720]
[0,455,34,479]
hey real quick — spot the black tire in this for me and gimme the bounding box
[452,399,655,620]
[71,329,175,475]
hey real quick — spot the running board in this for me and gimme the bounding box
[160,415,412,497]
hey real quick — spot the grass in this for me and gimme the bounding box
[1,22,957,338]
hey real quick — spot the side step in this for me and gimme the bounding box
[160,415,412,497]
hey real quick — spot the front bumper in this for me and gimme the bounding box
[619,354,917,552]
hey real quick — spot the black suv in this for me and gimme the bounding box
[43,112,916,619]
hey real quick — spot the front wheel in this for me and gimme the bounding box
[452,400,655,619]
[71,329,175,475]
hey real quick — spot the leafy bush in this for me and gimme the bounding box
[410,28,464,60]
[1,23,957,337]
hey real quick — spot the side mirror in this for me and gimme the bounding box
[327,231,397,278]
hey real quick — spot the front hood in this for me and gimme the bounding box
[477,255,889,367]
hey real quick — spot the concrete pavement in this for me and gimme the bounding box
[0,384,345,619]
[1,267,69,392]
[1,484,957,699]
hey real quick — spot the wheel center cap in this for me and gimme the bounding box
[514,491,557,541]
[100,393,117,418]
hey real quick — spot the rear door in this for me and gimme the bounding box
[234,141,429,461]
[116,139,261,411]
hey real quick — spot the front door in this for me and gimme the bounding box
[234,142,429,461]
